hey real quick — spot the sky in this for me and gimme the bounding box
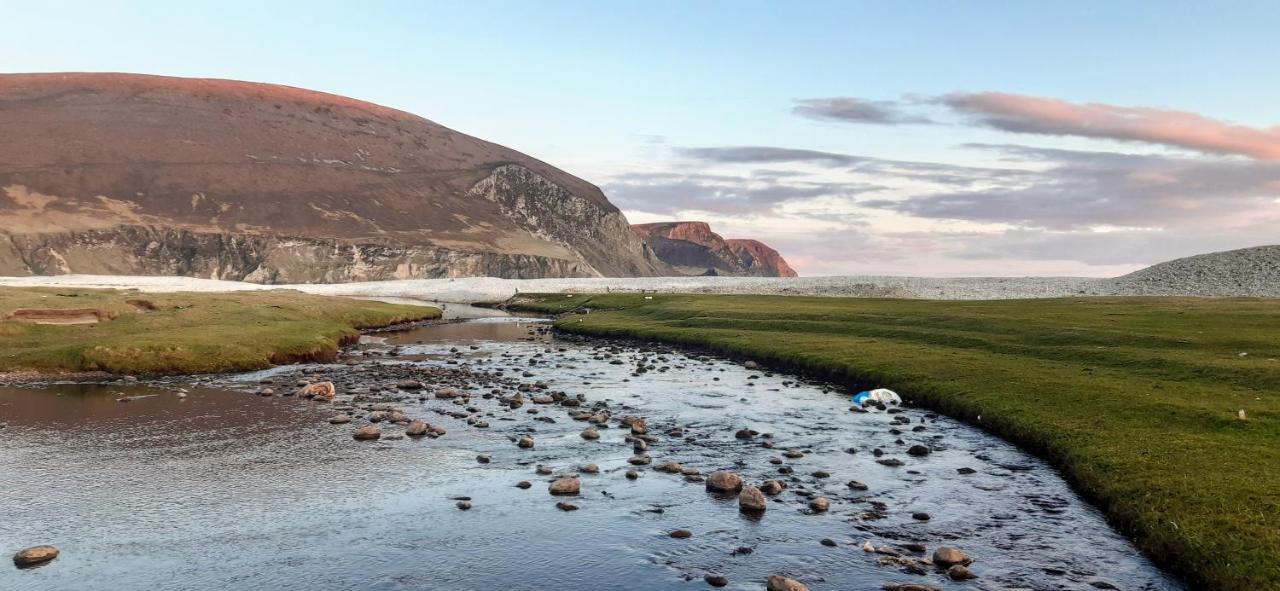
[4,1,1280,277]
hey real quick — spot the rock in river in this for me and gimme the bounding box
[297,381,336,400]
[947,564,977,580]
[549,477,581,496]
[580,427,600,440]
[12,545,58,567]
[328,414,350,424]
[517,435,535,449]
[739,486,767,512]
[765,575,807,591]
[808,497,830,512]
[705,471,743,493]
[932,546,971,567]
[405,420,429,437]
[352,425,381,440]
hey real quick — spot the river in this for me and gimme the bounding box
[0,309,1183,590]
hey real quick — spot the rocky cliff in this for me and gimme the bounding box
[0,73,667,282]
[631,222,798,277]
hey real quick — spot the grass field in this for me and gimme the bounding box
[0,287,439,375]
[511,293,1279,591]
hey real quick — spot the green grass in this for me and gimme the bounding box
[0,287,439,375]
[511,293,1279,591]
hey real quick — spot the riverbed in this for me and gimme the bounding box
[0,311,1184,591]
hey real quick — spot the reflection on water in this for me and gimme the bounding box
[0,318,1183,591]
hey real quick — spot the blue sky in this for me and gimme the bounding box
[5,1,1280,276]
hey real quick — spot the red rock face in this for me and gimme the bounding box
[726,239,799,277]
[0,72,666,281]
[632,222,797,277]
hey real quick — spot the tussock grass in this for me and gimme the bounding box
[512,293,1279,591]
[0,287,439,375]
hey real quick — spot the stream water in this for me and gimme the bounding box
[0,308,1183,591]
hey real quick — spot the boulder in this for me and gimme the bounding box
[705,471,744,493]
[352,425,381,440]
[739,486,767,512]
[947,565,976,581]
[765,575,806,591]
[808,497,830,512]
[932,546,971,567]
[405,420,429,437]
[549,477,581,496]
[12,545,58,567]
[581,427,600,440]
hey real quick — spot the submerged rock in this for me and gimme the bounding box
[739,486,767,512]
[352,425,381,440]
[765,575,806,591]
[706,471,743,493]
[549,477,581,496]
[932,546,971,567]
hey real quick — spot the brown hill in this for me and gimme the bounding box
[631,222,797,277]
[0,72,666,281]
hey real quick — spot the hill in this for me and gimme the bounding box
[0,72,668,282]
[631,221,797,277]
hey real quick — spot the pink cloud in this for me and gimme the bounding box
[943,92,1280,160]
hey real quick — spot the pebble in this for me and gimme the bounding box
[328,414,351,424]
[808,497,830,512]
[456,500,472,511]
[669,529,693,539]
[947,565,977,580]
[581,427,600,440]
[704,574,729,587]
[517,435,535,448]
[352,425,381,440]
[555,501,579,511]
[765,575,807,591]
[705,471,743,493]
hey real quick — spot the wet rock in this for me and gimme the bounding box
[912,512,930,521]
[811,470,830,478]
[258,388,274,397]
[705,471,744,493]
[456,500,472,510]
[907,444,931,457]
[405,420,429,437]
[536,465,554,475]
[734,428,754,439]
[704,574,729,587]
[765,575,806,591]
[820,538,837,547]
[555,501,579,511]
[744,360,759,370]
[477,454,492,464]
[625,470,640,480]
[628,454,652,466]
[947,565,976,581]
[515,481,532,489]
[932,546,971,567]
[669,529,693,539]
[739,486,767,512]
[12,545,58,567]
[782,450,804,459]
[549,477,581,496]
[298,381,336,400]
[517,435,535,449]
[581,427,600,440]
[846,480,869,491]
[328,414,351,424]
[352,425,381,440]
[396,380,423,390]
[957,467,977,475]
[760,480,786,495]
[655,461,684,474]
[877,458,905,467]
[808,497,830,512]
[580,463,600,474]
[882,584,941,591]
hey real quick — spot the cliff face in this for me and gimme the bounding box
[631,222,798,277]
[0,73,665,281]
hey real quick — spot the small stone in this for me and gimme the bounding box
[877,458,905,467]
[739,486,767,512]
[957,467,977,475]
[515,481,532,489]
[555,501,578,511]
[744,360,759,370]
[12,545,58,567]
[912,512,930,521]
[517,435,535,448]
[580,463,600,474]
[765,575,807,591]
[847,480,869,491]
[297,381,336,400]
[352,425,381,440]
[820,538,837,547]
[581,427,600,440]
[669,529,693,539]
[704,574,729,587]
[705,471,743,493]
[625,470,640,480]
[328,414,350,424]
[808,497,830,512]
[476,454,491,464]
[811,470,830,478]
[549,477,581,496]
[760,480,786,495]
[907,444,931,457]
[655,461,684,473]
[456,500,472,510]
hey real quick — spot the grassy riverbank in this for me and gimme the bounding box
[0,287,438,375]
[511,293,1279,591]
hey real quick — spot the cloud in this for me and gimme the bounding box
[860,144,1280,229]
[792,97,932,125]
[674,145,1032,187]
[941,92,1280,160]
[602,171,879,216]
